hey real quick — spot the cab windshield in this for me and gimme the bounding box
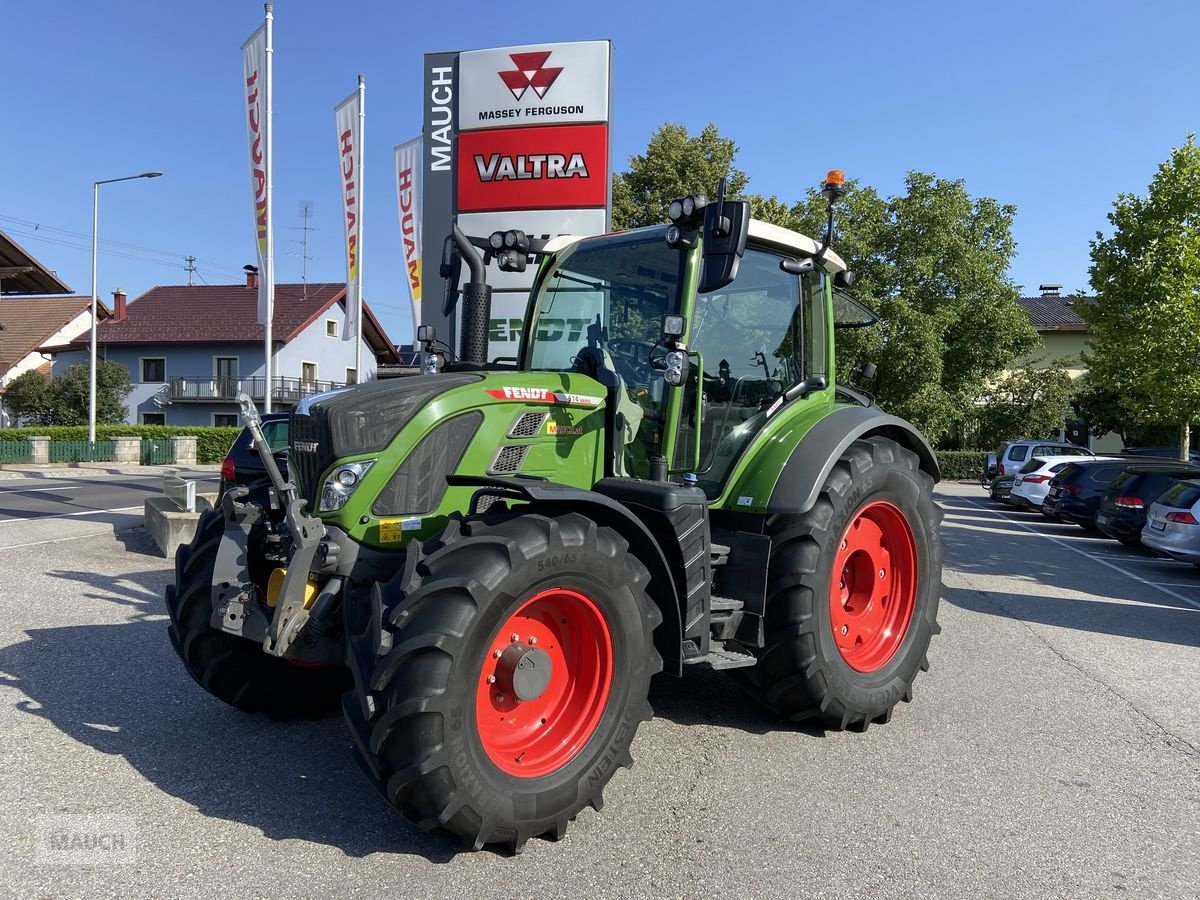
[524,227,684,374]
[523,227,685,478]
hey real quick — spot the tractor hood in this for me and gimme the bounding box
[289,373,483,504]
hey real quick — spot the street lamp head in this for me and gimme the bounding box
[141,172,163,178]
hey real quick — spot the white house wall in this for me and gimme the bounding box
[0,309,95,426]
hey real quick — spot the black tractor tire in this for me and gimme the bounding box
[343,510,661,853]
[740,436,943,729]
[165,508,349,719]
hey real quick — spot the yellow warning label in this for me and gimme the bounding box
[379,518,420,543]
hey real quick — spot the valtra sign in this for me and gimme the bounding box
[457,124,608,212]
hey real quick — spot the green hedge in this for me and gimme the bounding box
[936,450,988,481]
[0,425,240,465]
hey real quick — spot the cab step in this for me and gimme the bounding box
[681,639,758,670]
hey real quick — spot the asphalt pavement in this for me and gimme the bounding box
[0,469,219,551]
[0,481,1196,899]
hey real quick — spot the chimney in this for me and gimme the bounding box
[1039,283,1062,297]
[111,288,127,322]
[244,265,259,289]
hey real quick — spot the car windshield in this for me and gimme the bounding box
[1157,481,1200,508]
[1033,445,1088,457]
[261,420,289,451]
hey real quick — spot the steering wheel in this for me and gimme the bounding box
[606,338,657,384]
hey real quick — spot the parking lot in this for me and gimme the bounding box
[0,480,1196,899]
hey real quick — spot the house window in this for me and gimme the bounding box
[141,412,166,426]
[326,319,339,338]
[141,358,166,383]
[301,361,318,389]
[345,367,357,385]
[213,413,239,427]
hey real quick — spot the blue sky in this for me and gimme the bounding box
[3,0,1198,346]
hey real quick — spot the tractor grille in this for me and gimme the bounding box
[371,412,482,517]
[290,408,335,508]
[508,411,547,438]
[489,444,529,474]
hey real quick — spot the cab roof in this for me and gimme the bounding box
[544,220,848,274]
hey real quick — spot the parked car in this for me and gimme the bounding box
[1043,456,1183,531]
[1122,446,1200,462]
[1095,463,1200,546]
[1142,479,1200,567]
[218,412,289,499]
[986,439,1095,483]
[990,473,1016,504]
[1010,455,1100,511]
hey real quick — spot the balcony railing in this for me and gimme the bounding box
[164,376,347,404]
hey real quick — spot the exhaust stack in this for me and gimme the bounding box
[452,224,492,365]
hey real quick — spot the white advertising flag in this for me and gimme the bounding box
[241,22,271,324]
[394,137,423,332]
[335,83,364,348]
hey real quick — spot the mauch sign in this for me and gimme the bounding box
[420,40,612,357]
[457,124,608,212]
[458,41,610,129]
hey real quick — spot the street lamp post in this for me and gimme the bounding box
[89,172,161,443]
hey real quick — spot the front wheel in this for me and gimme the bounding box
[740,436,943,729]
[343,510,661,853]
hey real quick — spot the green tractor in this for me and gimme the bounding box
[166,172,943,852]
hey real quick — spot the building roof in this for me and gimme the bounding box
[0,228,73,296]
[1017,292,1090,331]
[0,295,108,372]
[65,281,400,363]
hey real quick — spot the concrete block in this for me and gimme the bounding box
[29,437,49,465]
[113,436,141,464]
[144,496,202,558]
[171,435,198,466]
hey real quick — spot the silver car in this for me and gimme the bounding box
[1142,478,1200,567]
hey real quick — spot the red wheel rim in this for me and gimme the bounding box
[475,588,613,778]
[829,500,918,673]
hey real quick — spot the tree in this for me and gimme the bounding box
[2,370,52,424]
[1,362,132,426]
[788,174,1038,441]
[611,124,1038,442]
[1080,135,1200,460]
[51,361,132,425]
[973,364,1075,450]
[611,123,748,230]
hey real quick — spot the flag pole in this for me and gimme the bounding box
[355,73,365,381]
[263,1,275,412]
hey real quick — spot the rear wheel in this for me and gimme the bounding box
[165,509,349,719]
[741,436,943,728]
[343,510,661,853]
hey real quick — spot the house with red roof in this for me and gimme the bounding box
[0,295,110,426]
[45,271,399,426]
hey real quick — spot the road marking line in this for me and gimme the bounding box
[959,497,1200,612]
[0,505,144,525]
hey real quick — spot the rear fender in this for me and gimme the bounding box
[449,476,684,675]
[766,406,939,514]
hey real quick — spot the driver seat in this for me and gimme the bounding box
[572,346,644,478]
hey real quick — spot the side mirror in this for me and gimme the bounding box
[699,198,750,294]
[986,453,998,477]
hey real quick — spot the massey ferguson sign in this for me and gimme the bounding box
[458,41,610,128]
[420,40,612,357]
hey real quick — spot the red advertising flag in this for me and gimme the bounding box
[457,124,608,213]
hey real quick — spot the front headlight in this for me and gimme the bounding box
[319,460,375,512]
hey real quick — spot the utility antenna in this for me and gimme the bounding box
[289,200,318,300]
[184,255,197,286]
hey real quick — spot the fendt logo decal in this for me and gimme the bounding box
[485,387,602,407]
[498,51,563,102]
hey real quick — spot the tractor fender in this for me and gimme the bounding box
[448,476,684,675]
[766,405,940,514]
